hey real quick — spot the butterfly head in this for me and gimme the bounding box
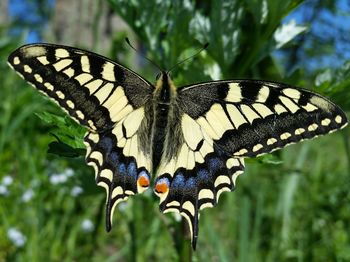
[155,70,172,81]
[155,71,177,103]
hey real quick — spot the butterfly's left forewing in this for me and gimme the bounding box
[8,44,154,229]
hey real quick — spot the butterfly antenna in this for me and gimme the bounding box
[167,42,209,74]
[125,37,162,72]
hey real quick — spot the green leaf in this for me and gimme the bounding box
[48,141,85,158]
[35,111,66,125]
[35,112,86,149]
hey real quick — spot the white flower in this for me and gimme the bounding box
[64,168,74,178]
[49,168,74,185]
[2,176,13,186]
[274,19,307,49]
[7,228,26,247]
[49,173,68,185]
[0,185,8,196]
[70,186,83,197]
[81,219,94,232]
[21,189,34,202]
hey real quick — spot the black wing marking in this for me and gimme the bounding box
[8,44,154,229]
[177,80,348,158]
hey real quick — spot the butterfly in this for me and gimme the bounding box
[8,43,348,249]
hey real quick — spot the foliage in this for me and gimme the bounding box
[0,0,349,261]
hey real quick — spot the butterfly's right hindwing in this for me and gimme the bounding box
[84,102,153,230]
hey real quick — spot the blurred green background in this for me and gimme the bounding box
[0,0,350,261]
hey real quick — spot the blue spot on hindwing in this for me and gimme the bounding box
[208,157,222,173]
[185,177,196,189]
[127,162,137,177]
[100,136,114,152]
[109,151,119,163]
[118,163,126,175]
[198,169,209,180]
[172,173,185,188]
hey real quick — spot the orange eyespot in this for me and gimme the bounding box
[155,181,169,194]
[138,175,150,188]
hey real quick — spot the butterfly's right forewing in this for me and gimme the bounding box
[8,44,153,131]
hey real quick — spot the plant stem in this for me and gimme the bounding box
[181,219,192,262]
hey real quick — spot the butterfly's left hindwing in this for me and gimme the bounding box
[8,44,154,229]
[155,149,244,249]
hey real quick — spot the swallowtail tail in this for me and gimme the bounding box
[8,44,348,249]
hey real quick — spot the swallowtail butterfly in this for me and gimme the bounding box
[8,44,348,249]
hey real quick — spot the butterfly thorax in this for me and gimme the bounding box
[151,72,178,171]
